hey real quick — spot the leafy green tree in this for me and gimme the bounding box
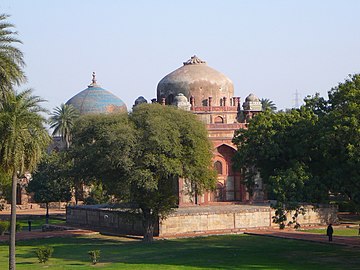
[0,168,11,209]
[0,89,51,270]
[233,107,326,227]
[83,183,109,205]
[128,104,216,241]
[0,14,26,99]
[69,113,135,204]
[27,152,72,223]
[234,74,360,225]
[317,74,360,211]
[70,104,216,242]
[260,98,277,112]
[49,103,79,149]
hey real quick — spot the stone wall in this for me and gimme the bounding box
[66,206,150,236]
[159,206,271,236]
[66,204,337,237]
[270,205,338,227]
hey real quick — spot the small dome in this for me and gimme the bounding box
[173,93,188,104]
[243,93,262,111]
[66,72,127,115]
[157,56,234,106]
[245,93,260,102]
[133,96,148,107]
[173,93,191,111]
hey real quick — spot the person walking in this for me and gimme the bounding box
[326,224,333,242]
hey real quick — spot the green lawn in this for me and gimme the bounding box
[0,234,359,269]
[338,214,360,225]
[16,217,66,231]
[299,227,359,236]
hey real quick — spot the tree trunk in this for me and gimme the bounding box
[45,203,49,224]
[9,170,17,270]
[142,208,155,243]
[74,184,79,205]
[65,136,70,150]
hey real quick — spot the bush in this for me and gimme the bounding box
[338,201,360,213]
[0,221,9,235]
[84,183,108,205]
[35,246,54,263]
[0,221,24,235]
[88,250,100,265]
[15,222,22,232]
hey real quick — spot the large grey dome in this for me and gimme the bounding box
[157,56,234,106]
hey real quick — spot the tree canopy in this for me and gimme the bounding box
[70,104,216,241]
[260,98,277,112]
[49,103,79,149]
[27,152,72,222]
[0,89,50,269]
[318,74,360,209]
[0,14,26,98]
[233,74,360,226]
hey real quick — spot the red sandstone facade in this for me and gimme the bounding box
[176,97,260,206]
[156,56,263,206]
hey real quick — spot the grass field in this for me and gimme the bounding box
[299,227,359,236]
[0,234,359,269]
[16,217,65,231]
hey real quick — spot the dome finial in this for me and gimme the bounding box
[183,55,206,65]
[89,72,99,87]
[92,72,97,84]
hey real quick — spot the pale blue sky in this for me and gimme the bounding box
[2,0,360,111]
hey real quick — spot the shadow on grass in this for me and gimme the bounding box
[7,235,360,270]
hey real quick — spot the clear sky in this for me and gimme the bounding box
[2,0,360,112]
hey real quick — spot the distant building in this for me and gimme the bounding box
[155,56,262,205]
[66,72,127,115]
[37,58,264,209]
[66,57,337,236]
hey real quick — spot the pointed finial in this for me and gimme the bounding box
[88,72,100,87]
[92,72,97,84]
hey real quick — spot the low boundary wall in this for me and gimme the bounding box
[66,204,337,237]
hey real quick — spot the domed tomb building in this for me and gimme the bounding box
[157,56,262,205]
[66,72,127,115]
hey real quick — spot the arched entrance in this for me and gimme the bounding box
[213,144,244,202]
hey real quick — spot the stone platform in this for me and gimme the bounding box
[67,203,337,237]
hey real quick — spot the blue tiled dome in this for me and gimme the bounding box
[66,73,127,115]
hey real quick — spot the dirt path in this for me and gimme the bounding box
[0,228,98,243]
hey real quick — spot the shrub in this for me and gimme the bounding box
[338,201,360,213]
[88,250,100,265]
[0,221,9,235]
[35,246,54,263]
[15,222,22,232]
[0,221,24,235]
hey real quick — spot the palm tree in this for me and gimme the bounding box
[260,98,277,112]
[0,14,26,99]
[0,89,51,270]
[49,104,79,149]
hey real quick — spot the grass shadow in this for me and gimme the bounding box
[2,234,360,269]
